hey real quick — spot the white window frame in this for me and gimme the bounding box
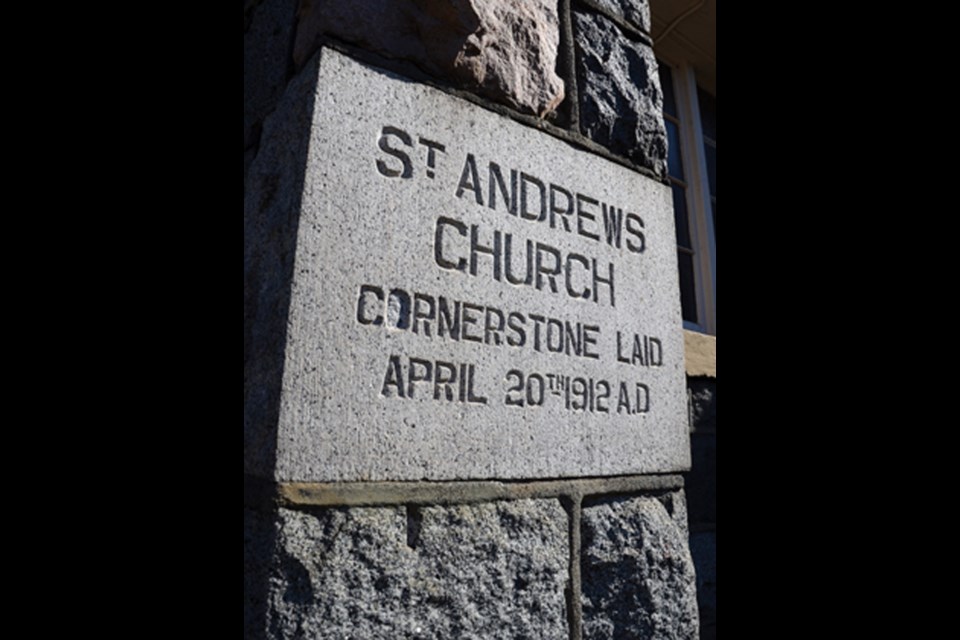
[659,58,716,335]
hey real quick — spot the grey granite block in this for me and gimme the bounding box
[267,500,569,639]
[573,11,667,178]
[581,495,698,639]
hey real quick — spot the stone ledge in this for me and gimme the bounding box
[684,330,716,378]
[269,500,570,638]
[268,474,686,507]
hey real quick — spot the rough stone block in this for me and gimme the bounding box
[581,495,698,639]
[589,0,652,34]
[267,500,569,639]
[573,11,667,178]
[293,0,565,117]
[655,487,689,540]
[244,48,689,482]
[244,0,296,149]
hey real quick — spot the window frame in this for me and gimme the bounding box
[658,57,717,335]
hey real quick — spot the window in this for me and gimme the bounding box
[657,60,716,335]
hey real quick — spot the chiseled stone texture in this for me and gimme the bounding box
[244,0,297,150]
[573,11,667,178]
[581,494,698,640]
[293,0,564,117]
[268,500,569,639]
[590,0,651,33]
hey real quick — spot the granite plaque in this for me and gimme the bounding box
[266,48,689,481]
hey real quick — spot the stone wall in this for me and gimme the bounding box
[245,2,713,638]
[246,476,698,639]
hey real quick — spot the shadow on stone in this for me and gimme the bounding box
[244,50,322,481]
[244,48,323,640]
[245,503,278,640]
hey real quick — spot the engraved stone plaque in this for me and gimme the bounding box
[253,48,689,481]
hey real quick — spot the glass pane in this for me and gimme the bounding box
[704,143,716,196]
[666,120,684,180]
[672,183,692,249]
[678,252,698,323]
[658,63,678,118]
[698,86,716,141]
